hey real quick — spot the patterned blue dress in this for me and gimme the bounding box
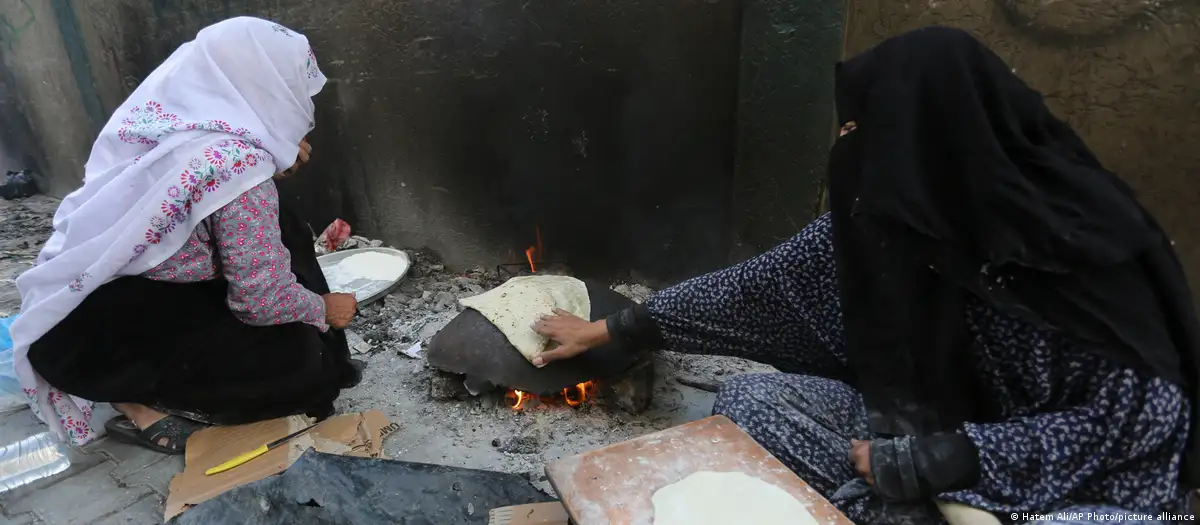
[645,214,1191,524]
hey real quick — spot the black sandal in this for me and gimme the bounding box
[104,415,206,455]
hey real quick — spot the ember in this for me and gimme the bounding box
[505,381,597,410]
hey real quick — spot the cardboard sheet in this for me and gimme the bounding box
[165,409,397,521]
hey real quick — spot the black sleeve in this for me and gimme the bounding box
[869,433,981,501]
[605,304,666,352]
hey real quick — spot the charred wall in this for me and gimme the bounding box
[1,0,850,285]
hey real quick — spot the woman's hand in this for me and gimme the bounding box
[531,309,610,367]
[279,138,312,178]
[850,439,874,485]
[323,292,357,330]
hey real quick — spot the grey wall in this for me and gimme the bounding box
[730,0,843,260]
[1,0,845,284]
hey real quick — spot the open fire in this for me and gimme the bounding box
[505,381,598,410]
[525,224,544,273]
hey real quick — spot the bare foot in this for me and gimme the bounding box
[112,403,167,430]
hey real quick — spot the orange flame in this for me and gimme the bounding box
[525,246,537,273]
[564,382,593,407]
[504,381,596,411]
[525,224,543,273]
[505,389,531,410]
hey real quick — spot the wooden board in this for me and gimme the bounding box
[489,502,570,525]
[545,416,854,525]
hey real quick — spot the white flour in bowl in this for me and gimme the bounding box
[323,251,409,300]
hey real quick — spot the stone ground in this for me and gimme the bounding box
[0,196,772,524]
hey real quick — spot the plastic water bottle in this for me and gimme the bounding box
[0,432,70,493]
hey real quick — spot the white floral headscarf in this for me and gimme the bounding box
[10,17,326,445]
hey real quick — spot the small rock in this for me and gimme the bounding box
[601,357,655,414]
[352,341,373,354]
[416,313,455,342]
[434,291,456,311]
[346,330,366,347]
[429,371,471,400]
[467,503,474,515]
[400,342,423,359]
[493,435,540,454]
[421,290,433,300]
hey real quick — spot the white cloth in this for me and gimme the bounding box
[10,17,327,445]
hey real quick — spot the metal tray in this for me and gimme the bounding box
[317,247,411,307]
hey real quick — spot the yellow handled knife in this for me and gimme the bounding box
[204,422,320,476]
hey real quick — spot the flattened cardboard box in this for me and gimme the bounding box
[165,409,397,520]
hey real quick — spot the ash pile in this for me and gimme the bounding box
[344,251,500,356]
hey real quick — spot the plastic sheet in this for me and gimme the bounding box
[0,316,24,413]
[171,450,551,524]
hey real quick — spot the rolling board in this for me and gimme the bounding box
[545,415,854,525]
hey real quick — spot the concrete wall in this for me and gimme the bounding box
[730,0,844,260]
[0,0,846,285]
[843,0,1200,294]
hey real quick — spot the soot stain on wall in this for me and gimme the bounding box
[79,0,743,284]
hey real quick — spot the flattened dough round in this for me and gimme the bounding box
[651,471,818,525]
[458,275,589,363]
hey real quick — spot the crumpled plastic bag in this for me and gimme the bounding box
[315,219,351,254]
[0,170,38,200]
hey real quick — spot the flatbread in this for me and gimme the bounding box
[651,471,818,525]
[458,275,590,363]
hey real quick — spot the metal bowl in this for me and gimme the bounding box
[317,247,411,307]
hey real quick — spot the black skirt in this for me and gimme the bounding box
[27,203,356,425]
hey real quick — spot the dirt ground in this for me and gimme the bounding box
[0,196,776,498]
[0,196,56,316]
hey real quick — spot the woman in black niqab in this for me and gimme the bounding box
[532,26,1198,524]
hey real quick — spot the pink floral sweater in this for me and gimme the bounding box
[143,180,328,330]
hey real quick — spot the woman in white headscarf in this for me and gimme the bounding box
[10,17,360,453]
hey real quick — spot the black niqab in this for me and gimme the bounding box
[828,27,1200,486]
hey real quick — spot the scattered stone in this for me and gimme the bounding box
[0,170,38,200]
[346,330,376,354]
[491,435,539,454]
[611,282,653,304]
[429,371,471,400]
[600,356,656,414]
[400,342,423,359]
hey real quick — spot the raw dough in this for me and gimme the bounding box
[651,471,818,525]
[458,275,590,363]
